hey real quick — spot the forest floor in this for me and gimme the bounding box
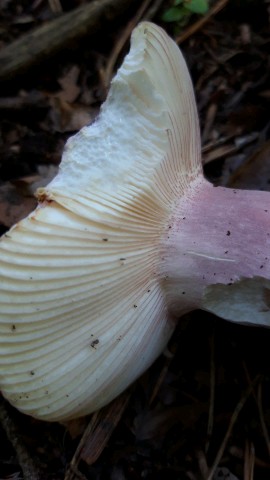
[0,1,270,479]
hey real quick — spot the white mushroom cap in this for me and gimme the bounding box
[0,22,201,421]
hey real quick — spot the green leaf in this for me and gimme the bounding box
[162,5,187,22]
[184,0,209,14]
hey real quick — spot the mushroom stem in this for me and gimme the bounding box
[162,175,270,325]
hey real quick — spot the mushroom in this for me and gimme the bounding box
[0,22,269,422]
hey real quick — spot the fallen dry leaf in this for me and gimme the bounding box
[48,97,95,133]
[56,65,81,103]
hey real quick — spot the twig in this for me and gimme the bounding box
[48,0,63,14]
[202,103,218,144]
[229,444,270,470]
[196,449,210,479]
[65,390,131,479]
[257,383,270,457]
[103,0,153,89]
[0,396,42,480]
[149,341,178,406]
[206,375,260,480]
[103,0,166,89]
[202,131,259,165]
[243,363,270,458]
[144,0,165,20]
[205,331,215,453]
[0,0,138,82]
[244,440,255,480]
[202,132,258,155]
[176,0,230,44]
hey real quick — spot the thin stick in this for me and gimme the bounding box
[48,0,63,13]
[65,390,131,479]
[145,0,165,20]
[206,376,260,480]
[0,0,137,81]
[103,0,153,89]
[0,397,41,480]
[257,383,270,457]
[244,440,255,480]
[205,331,215,453]
[149,341,178,405]
[243,364,270,458]
[196,449,210,479]
[176,0,230,44]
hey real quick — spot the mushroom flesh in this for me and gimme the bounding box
[0,22,269,421]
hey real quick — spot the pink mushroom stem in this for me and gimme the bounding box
[162,175,270,323]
